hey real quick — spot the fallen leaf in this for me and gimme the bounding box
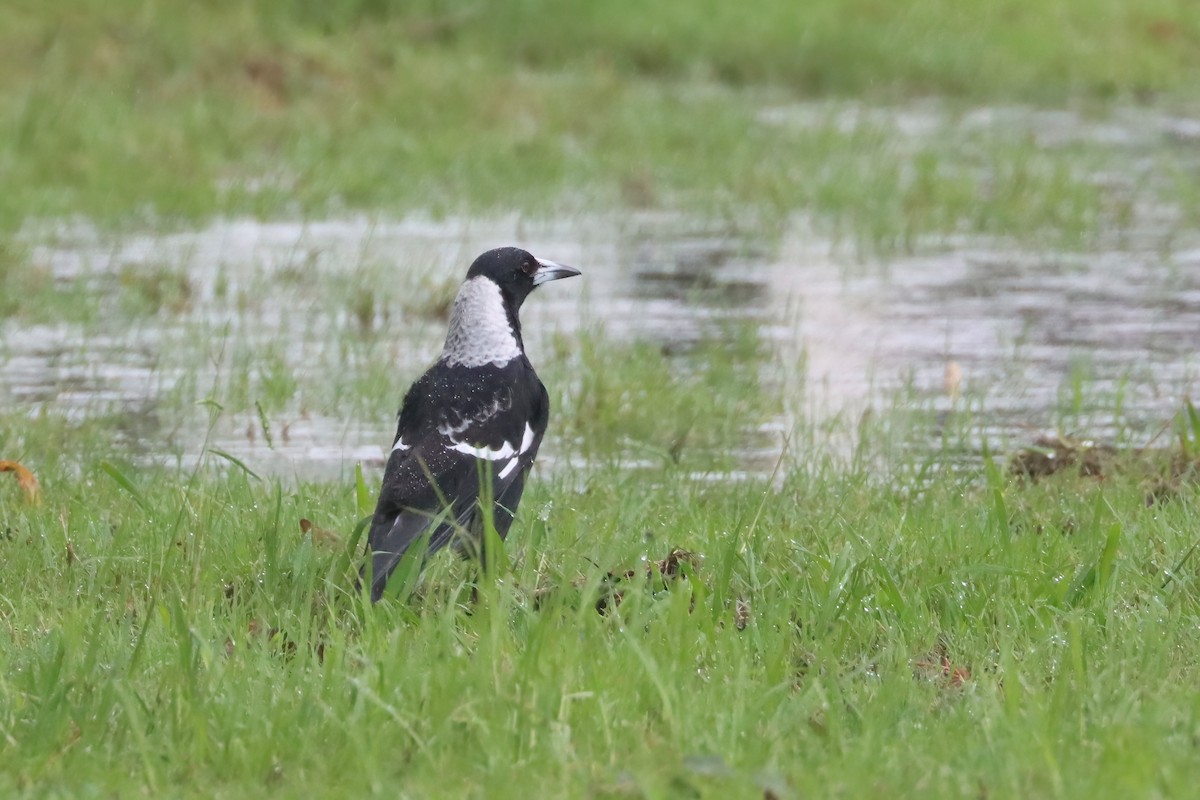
[299,517,343,547]
[735,596,751,631]
[913,645,972,689]
[947,658,972,687]
[655,548,700,577]
[0,460,41,504]
[944,360,962,401]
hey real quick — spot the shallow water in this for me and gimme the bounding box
[6,210,1198,476]
[3,103,1199,476]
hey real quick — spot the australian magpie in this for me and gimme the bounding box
[364,246,581,602]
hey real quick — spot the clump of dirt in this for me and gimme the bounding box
[1009,435,1117,480]
[1009,430,1200,504]
[1144,451,1200,505]
[530,548,750,629]
[594,548,701,614]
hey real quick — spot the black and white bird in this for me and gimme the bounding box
[364,247,581,602]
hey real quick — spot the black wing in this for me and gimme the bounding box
[364,360,548,601]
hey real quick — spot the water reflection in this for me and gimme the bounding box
[3,151,1199,475]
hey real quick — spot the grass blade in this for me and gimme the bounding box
[206,447,261,481]
[254,400,274,450]
[98,460,150,512]
[355,461,372,517]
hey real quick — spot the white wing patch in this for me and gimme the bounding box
[448,439,516,461]
[447,423,537,480]
[392,437,410,452]
[498,423,537,479]
[497,457,522,480]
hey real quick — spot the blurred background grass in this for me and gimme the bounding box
[3,0,1198,229]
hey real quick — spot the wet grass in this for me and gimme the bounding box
[3,2,1200,796]
[1,233,1197,796]
[2,1,1199,248]
[0,219,778,474]
[2,389,1199,798]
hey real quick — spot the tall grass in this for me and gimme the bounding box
[2,393,1198,797]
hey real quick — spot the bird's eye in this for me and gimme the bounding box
[521,259,539,277]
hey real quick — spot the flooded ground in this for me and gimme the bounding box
[5,210,1198,475]
[3,102,1199,477]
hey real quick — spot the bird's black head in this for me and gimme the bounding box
[465,247,581,311]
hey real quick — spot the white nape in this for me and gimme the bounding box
[440,277,522,368]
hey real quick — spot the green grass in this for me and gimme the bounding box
[2,394,1199,798]
[2,0,1198,247]
[4,2,1200,796]
[2,246,1197,797]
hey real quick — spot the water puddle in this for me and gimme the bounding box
[771,225,1200,448]
[3,102,1199,477]
[6,213,780,477]
[759,99,1200,152]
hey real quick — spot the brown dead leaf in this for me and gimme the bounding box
[0,460,41,504]
[735,596,752,631]
[948,661,972,687]
[299,517,343,548]
[944,361,962,401]
[913,645,972,689]
[655,548,700,577]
